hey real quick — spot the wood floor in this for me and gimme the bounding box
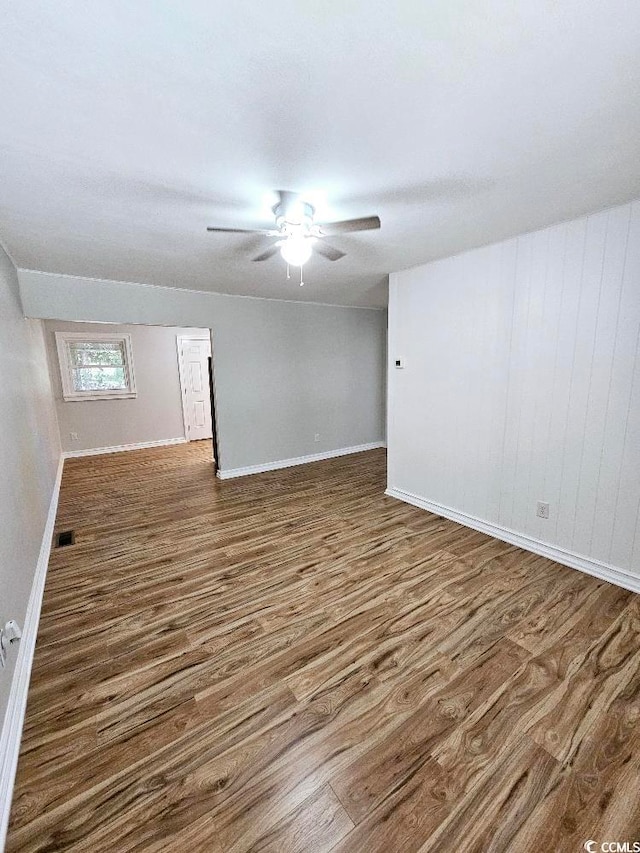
[7,442,640,852]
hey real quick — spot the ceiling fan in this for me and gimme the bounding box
[206,190,381,268]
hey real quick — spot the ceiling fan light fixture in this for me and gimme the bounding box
[280,236,313,266]
[208,190,381,271]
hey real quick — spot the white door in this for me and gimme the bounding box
[178,336,213,441]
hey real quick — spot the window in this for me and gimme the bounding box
[55,332,136,401]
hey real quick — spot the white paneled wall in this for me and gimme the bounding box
[387,199,640,583]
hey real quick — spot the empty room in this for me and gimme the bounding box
[1,2,639,851]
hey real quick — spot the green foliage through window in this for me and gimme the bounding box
[59,336,134,397]
[69,341,125,367]
[71,366,127,391]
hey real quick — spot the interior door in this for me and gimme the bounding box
[179,336,213,442]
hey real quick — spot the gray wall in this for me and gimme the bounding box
[20,273,387,472]
[44,320,207,453]
[0,248,60,729]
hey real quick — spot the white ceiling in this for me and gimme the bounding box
[1,1,639,308]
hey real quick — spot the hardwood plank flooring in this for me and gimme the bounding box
[6,442,640,852]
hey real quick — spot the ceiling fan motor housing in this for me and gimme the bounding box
[274,200,315,237]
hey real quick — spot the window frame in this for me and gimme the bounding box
[55,332,137,402]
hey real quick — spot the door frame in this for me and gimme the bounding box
[176,332,213,442]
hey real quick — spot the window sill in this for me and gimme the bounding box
[62,392,138,402]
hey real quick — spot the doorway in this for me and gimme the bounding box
[177,334,214,443]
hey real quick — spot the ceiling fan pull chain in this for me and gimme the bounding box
[300,266,304,287]
[286,263,291,279]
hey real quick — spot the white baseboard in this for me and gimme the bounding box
[63,436,187,459]
[0,455,64,850]
[385,486,640,595]
[217,442,386,480]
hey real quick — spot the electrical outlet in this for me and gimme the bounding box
[314,433,320,442]
[536,501,550,519]
[70,432,79,441]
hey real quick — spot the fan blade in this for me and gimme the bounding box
[252,245,280,262]
[315,242,346,262]
[317,215,381,236]
[207,226,278,235]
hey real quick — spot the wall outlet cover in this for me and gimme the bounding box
[536,501,550,519]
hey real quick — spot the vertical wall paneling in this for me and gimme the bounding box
[547,217,587,544]
[555,210,609,551]
[388,198,640,578]
[573,205,630,554]
[611,204,640,569]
